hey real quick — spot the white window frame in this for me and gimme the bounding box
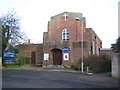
[62,28,69,41]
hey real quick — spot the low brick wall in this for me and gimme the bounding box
[112,54,120,78]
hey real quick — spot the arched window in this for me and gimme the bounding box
[62,28,69,41]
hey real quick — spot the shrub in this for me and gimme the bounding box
[2,56,30,68]
[84,55,111,73]
[15,56,30,66]
[70,61,80,70]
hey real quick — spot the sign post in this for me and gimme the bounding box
[44,53,49,68]
[63,53,69,61]
[2,50,15,64]
[62,46,70,61]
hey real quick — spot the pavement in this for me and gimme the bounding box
[5,64,80,73]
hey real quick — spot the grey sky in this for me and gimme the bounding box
[0,0,119,48]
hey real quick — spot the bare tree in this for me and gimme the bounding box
[1,9,28,50]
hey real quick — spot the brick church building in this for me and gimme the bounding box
[42,12,102,66]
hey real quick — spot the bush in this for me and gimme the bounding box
[84,55,111,73]
[15,56,30,66]
[2,56,30,68]
[70,61,80,70]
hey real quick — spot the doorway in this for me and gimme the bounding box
[51,48,62,65]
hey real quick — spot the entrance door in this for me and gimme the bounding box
[31,51,36,64]
[51,49,62,65]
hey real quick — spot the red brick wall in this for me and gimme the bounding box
[100,49,113,57]
[16,44,38,58]
[16,44,43,65]
[47,14,86,42]
[36,44,43,65]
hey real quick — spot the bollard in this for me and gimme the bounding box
[87,66,93,75]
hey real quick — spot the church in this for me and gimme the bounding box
[42,12,102,66]
[16,12,102,67]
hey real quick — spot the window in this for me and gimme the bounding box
[62,28,69,41]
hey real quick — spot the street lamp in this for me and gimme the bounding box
[75,17,84,73]
[81,17,84,74]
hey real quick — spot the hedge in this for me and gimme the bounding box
[70,55,111,73]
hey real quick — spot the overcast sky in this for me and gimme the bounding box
[0,0,119,48]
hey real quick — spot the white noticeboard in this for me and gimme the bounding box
[44,53,49,60]
[63,53,69,61]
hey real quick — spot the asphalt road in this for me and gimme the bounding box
[2,69,118,88]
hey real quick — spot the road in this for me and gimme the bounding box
[2,69,118,88]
